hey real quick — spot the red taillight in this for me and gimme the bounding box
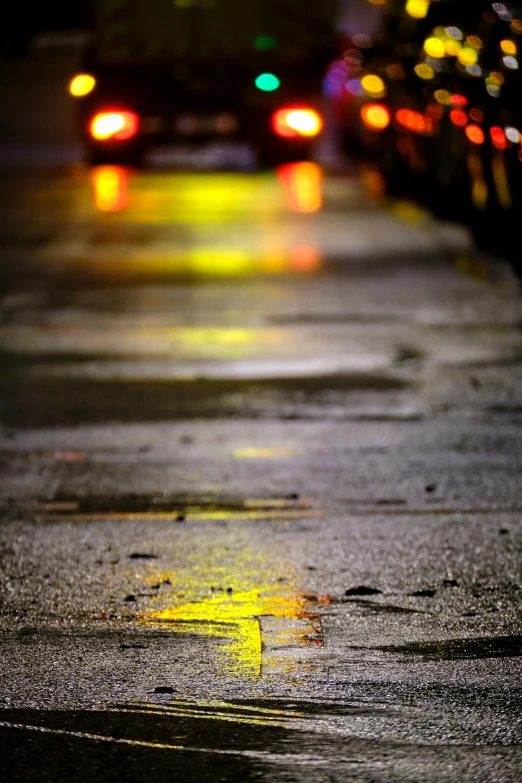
[272,108,323,138]
[90,111,139,141]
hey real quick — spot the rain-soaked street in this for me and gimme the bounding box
[0,160,522,781]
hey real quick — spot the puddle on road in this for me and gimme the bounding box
[0,697,383,782]
[41,494,321,524]
[140,543,328,678]
[2,693,520,781]
[370,634,522,661]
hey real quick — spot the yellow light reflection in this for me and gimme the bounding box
[186,249,255,276]
[85,172,321,276]
[468,153,488,210]
[233,447,294,459]
[174,327,281,359]
[492,154,512,210]
[92,166,128,212]
[143,546,322,678]
[131,175,276,224]
[277,162,323,213]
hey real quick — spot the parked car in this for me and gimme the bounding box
[332,0,522,274]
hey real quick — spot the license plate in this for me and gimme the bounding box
[174,113,238,135]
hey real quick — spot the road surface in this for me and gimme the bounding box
[0,161,521,782]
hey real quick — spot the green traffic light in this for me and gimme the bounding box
[255,73,280,92]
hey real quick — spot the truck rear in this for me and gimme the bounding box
[70,0,337,166]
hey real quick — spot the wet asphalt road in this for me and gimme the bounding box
[0,162,521,782]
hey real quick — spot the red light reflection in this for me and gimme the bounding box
[92,166,128,212]
[277,162,323,213]
[290,245,321,271]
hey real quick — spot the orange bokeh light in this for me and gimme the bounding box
[395,108,434,135]
[360,103,391,131]
[466,125,485,144]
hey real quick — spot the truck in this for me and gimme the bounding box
[70,0,338,166]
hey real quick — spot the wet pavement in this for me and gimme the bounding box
[0,162,521,781]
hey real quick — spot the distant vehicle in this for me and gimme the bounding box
[330,0,522,275]
[69,0,337,167]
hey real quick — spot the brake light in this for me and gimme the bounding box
[361,103,391,131]
[90,111,139,141]
[272,108,323,138]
